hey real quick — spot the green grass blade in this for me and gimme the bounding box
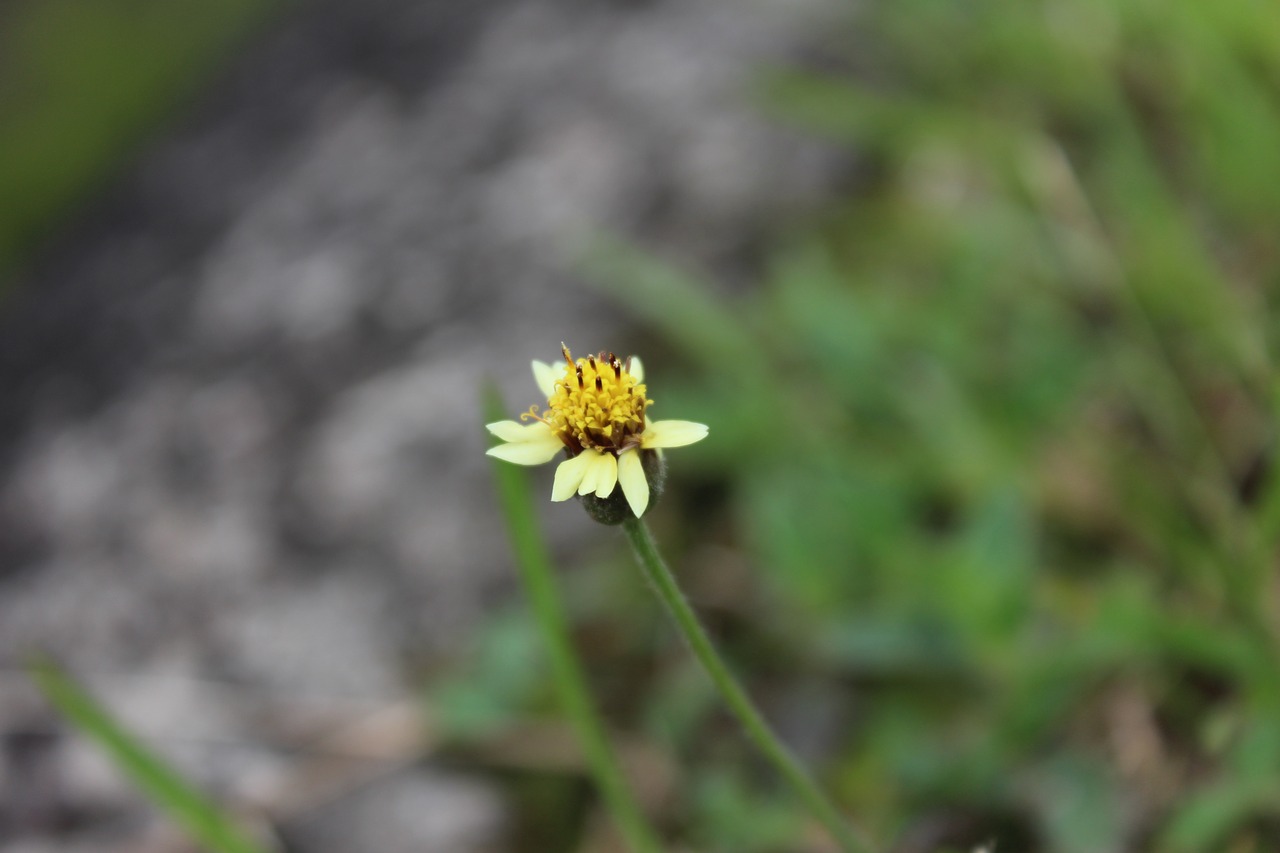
[31,661,272,853]
[581,238,759,371]
[483,386,663,853]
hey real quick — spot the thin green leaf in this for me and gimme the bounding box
[31,661,271,853]
[483,386,662,853]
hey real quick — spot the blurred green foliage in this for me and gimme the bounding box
[461,1,1280,851]
[0,0,275,284]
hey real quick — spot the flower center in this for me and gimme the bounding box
[531,346,650,454]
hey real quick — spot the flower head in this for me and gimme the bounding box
[487,344,708,520]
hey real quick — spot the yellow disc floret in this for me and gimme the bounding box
[524,345,651,454]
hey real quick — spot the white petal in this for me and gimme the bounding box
[531,360,560,398]
[628,356,644,383]
[551,452,595,501]
[593,452,618,498]
[486,419,554,443]
[577,453,598,496]
[617,450,649,517]
[577,451,618,497]
[487,438,562,465]
[641,420,708,449]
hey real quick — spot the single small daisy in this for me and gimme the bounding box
[486,344,708,520]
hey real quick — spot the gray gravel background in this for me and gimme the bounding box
[0,0,847,850]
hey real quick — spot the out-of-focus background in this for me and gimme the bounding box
[2,1,1280,851]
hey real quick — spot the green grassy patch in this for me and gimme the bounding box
[0,0,277,286]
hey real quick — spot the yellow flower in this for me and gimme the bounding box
[486,345,708,519]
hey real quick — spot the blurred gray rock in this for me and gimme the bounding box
[284,768,507,853]
[0,0,847,849]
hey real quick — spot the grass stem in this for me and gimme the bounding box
[622,517,876,853]
[487,392,663,853]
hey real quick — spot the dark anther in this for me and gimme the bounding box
[561,343,574,367]
[576,366,584,388]
[595,375,603,391]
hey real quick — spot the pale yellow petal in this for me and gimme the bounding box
[593,452,618,498]
[486,419,554,443]
[576,451,618,498]
[617,450,649,517]
[576,451,606,496]
[576,453,597,496]
[487,437,562,465]
[551,452,595,501]
[641,420,708,449]
[531,360,560,398]
[628,356,644,383]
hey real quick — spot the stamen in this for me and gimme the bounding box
[519,404,548,424]
[544,345,648,454]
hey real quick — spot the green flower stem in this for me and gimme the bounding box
[487,396,662,853]
[622,517,876,853]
